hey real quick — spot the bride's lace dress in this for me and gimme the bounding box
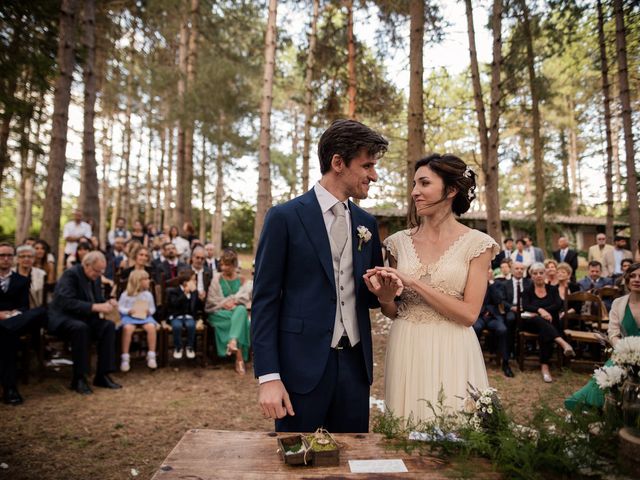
[383,229,499,421]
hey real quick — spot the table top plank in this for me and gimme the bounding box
[151,430,498,479]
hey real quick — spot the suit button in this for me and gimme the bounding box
[341,301,345,306]
[340,286,344,291]
[340,270,343,275]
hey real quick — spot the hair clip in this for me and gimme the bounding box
[463,166,473,178]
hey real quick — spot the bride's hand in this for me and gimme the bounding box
[366,266,414,290]
[363,270,403,302]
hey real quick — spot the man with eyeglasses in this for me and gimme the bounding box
[588,233,614,265]
[48,251,121,395]
[185,245,212,315]
[0,242,47,405]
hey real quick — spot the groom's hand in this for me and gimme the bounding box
[259,380,295,419]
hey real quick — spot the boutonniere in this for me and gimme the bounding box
[356,225,372,251]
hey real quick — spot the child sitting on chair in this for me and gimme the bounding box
[118,269,158,371]
[166,269,198,360]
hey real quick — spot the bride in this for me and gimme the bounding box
[364,153,499,422]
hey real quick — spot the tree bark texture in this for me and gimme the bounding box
[155,125,165,229]
[465,0,502,244]
[164,126,175,229]
[121,88,133,226]
[346,0,356,119]
[567,96,579,215]
[40,0,80,257]
[183,0,199,225]
[175,7,189,228]
[406,0,425,208]
[211,141,224,256]
[99,119,112,250]
[253,0,277,255]
[199,134,206,242]
[520,1,546,253]
[597,0,615,241]
[79,0,100,227]
[613,0,639,250]
[301,0,319,193]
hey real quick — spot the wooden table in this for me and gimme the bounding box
[151,429,498,479]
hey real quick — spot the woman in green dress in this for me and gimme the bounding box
[565,263,640,410]
[205,249,252,374]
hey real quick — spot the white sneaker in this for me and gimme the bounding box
[120,354,130,372]
[173,348,183,359]
[186,347,195,359]
[147,352,157,369]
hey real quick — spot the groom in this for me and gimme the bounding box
[251,119,388,433]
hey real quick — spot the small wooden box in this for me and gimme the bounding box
[305,435,340,467]
[277,435,310,466]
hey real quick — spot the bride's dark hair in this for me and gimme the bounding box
[408,153,477,229]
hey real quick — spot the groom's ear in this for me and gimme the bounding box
[331,154,345,174]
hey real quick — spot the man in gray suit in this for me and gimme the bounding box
[49,251,121,395]
[523,235,544,263]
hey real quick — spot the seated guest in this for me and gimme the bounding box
[119,246,155,285]
[154,242,186,285]
[188,246,212,314]
[614,258,634,295]
[494,258,512,281]
[48,251,122,394]
[105,236,128,280]
[502,261,530,357]
[205,249,252,375]
[578,261,613,292]
[521,262,575,383]
[182,221,198,245]
[65,241,93,269]
[34,239,56,286]
[204,242,220,272]
[166,269,198,360]
[0,243,47,404]
[565,263,640,411]
[168,225,190,261]
[552,236,578,281]
[150,234,166,262]
[14,245,46,308]
[544,259,559,286]
[130,220,148,246]
[118,270,158,371]
[556,262,581,318]
[473,269,513,377]
[145,223,158,244]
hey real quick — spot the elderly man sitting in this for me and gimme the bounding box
[49,251,121,394]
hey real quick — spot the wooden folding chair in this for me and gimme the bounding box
[563,291,609,368]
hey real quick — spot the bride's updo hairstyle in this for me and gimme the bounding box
[408,153,477,228]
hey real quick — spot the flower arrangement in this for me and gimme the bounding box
[593,365,628,392]
[356,225,372,251]
[460,384,503,432]
[610,337,640,376]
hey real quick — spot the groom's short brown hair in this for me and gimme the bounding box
[317,119,388,175]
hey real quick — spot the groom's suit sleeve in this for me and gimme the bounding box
[251,206,288,378]
[366,218,384,309]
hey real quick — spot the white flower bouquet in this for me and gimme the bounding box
[610,337,640,376]
[593,365,627,392]
[460,384,503,432]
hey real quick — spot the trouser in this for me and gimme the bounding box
[473,314,509,362]
[522,316,561,364]
[0,307,47,389]
[276,341,370,433]
[52,315,116,380]
[171,315,195,350]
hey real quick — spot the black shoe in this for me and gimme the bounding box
[3,387,24,405]
[502,362,515,378]
[93,374,122,389]
[71,377,93,395]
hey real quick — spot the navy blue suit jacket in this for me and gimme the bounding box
[251,189,383,395]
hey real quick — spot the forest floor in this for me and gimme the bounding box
[0,310,593,480]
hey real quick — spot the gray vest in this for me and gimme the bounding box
[329,220,359,347]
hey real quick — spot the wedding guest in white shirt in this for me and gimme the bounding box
[62,209,92,261]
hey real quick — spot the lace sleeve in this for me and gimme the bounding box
[466,232,500,263]
[383,235,398,262]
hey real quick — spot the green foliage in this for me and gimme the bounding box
[221,200,254,252]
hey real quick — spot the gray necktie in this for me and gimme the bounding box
[330,202,348,254]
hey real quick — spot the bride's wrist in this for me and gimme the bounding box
[378,298,396,306]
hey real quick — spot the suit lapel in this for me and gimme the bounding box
[349,203,365,295]
[296,190,335,288]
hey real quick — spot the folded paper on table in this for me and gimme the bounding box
[348,459,408,473]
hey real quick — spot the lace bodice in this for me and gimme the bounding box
[384,229,499,324]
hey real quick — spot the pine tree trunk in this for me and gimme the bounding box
[465,0,502,243]
[99,119,112,249]
[40,0,80,256]
[211,140,224,256]
[301,0,319,193]
[346,0,356,119]
[145,125,153,225]
[121,89,133,226]
[164,126,175,229]
[520,1,545,252]
[175,8,189,228]
[559,130,569,189]
[79,0,100,227]
[253,0,278,255]
[612,116,623,207]
[0,30,20,197]
[155,125,165,229]
[597,0,615,241]
[183,0,199,224]
[199,134,207,241]
[16,112,32,244]
[613,0,639,250]
[406,0,425,207]
[567,96,579,215]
